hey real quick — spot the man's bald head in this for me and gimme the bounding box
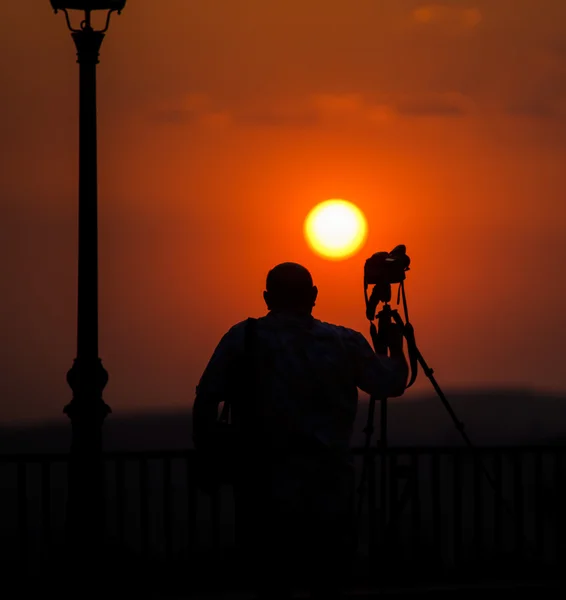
[264,262,318,314]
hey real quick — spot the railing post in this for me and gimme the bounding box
[431,452,442,563]
[453,451,463,568]
[410,451,421,562]
[17,462,28,567]
[473,451,484,562]
[140,457,150,558]
[163,457,173,560]
[513,450,525,561]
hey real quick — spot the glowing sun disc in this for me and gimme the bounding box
[304,199,368,260]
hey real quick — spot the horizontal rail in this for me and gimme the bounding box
[1,445,564,590]
[1,444,563,463]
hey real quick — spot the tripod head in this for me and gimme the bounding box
[369,303,394,356]
[364,245,410,321]
[363,245,417,389]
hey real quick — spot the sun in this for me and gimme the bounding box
[304,199,368,260]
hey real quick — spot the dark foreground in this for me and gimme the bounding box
[3,446,566,598]
[153,581,560,599]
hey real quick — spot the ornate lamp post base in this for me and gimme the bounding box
[65,357,110,454]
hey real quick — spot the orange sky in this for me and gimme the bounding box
[2,1,566,423]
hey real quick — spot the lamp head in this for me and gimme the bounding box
[50,1,126,12]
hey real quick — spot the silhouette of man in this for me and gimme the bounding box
[193,262,408,599]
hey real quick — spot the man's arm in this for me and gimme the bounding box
[346,328,409,398]
[192,322,245,448]
[383,327,409,397]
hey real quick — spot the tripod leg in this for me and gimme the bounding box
[367,450,377,561]
[392,312,473,449]
[379,396,388,565]
[363,397,378,559]
[411,338,473,448]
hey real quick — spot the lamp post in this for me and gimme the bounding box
[50,0,126,562]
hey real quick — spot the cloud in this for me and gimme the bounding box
[234,102,320,128]
[307,93,394,124]
[221,91,473,128]
[148,89,475,132]
[395,91,474,116]
[308,91,473,122]
[501,47,566,119]
[504,97,566,120]
[151,93,232,129]
[412,4,482,29]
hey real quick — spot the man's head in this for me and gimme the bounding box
[263,262,318,314]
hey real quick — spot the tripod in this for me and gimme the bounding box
[356,280,475,559]
[356,266,543,569]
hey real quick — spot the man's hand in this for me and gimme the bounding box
[192,393,220,449]
[385,323,409,396]
[385,322,404,356]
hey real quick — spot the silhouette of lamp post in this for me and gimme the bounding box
[50,0,126,557]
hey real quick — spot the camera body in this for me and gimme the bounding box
[364,244,410,286]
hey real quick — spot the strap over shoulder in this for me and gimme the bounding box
[244,317,258,356]
[219,318,258,424]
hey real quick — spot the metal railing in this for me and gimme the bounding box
[1,446,565,588]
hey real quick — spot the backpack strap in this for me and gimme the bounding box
[219,318,258,424]
[244,317,258,359]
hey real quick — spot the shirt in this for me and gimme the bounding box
[195,310,406,457]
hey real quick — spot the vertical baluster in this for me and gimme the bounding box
[453,451,463,567]
[473,452,484,562]
[513,450,525,560]
[102,455,109,535]
[186,453,198,554]
[17,462,28,565]
[140,457,150,558]
[493,451,503,553]
[388,452,399,544]
[431,452,442,563]
[367,450,377,561]
[41,461,52,553]
[163,457,173,560]
[115,458,125,547]
[555,449,564,565]
[534,449,544,557]
[410,451,421,560]
[211,489,221,551]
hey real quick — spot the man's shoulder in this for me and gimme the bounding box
[212,319,250,351]
[311,318,367,344]
[222,318,253,338]
[231,315,363,335]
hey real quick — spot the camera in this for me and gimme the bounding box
[364,244,410,286]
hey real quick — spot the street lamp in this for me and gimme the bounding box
[50,0,126,565]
